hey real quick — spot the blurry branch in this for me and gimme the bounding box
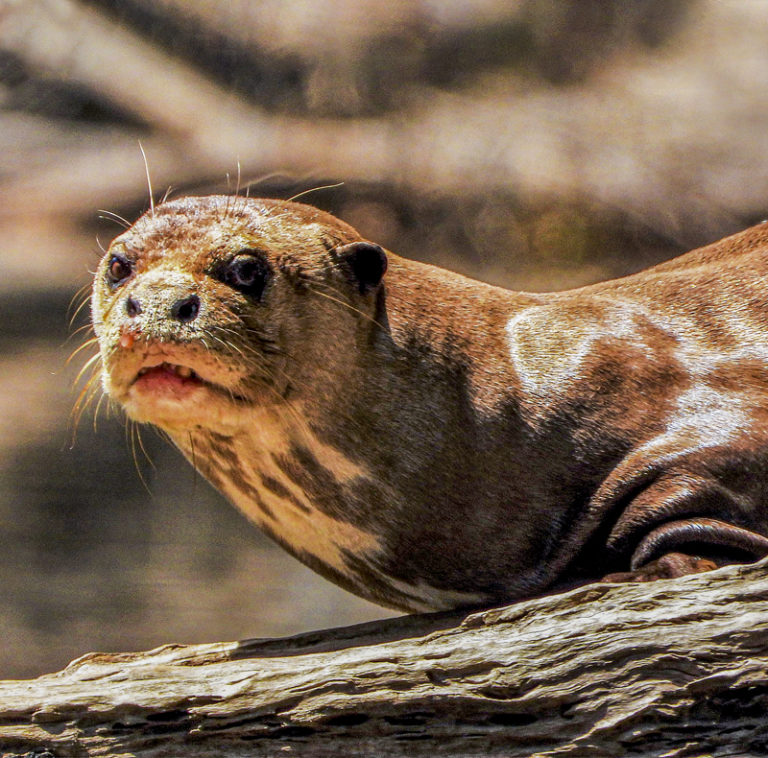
[0,0,280,215]
[1,0,269,144]
[2,0,767,244]
[1,560,767,756]
[80,0,692,110]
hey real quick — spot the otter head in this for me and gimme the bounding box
[91,195,388,436]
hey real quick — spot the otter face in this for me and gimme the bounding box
[91,195,387,436]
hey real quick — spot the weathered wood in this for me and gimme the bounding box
[1,560,767,757]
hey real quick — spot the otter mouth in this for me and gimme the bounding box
[128,358,250,405]
[130,360,224,398]
[136,362,201,383]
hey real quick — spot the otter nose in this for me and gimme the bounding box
[125,296,142,317]
[170,294,201,323]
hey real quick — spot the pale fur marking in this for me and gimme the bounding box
[505,306,596,396]
[370,573,487,613]
[219,414,381,574]
[175,398,483,607]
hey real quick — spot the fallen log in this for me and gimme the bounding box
[1,559,767,757]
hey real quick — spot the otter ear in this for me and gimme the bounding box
[336,241,388,294]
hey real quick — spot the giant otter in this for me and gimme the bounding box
[90,195,768,612]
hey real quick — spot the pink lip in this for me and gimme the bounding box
[132,362,204,393]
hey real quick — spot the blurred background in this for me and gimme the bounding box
[2,0,768,680]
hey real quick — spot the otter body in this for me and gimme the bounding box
[91,196,768,612]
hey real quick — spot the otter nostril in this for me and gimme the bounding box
[125,296,142,317]
[171,294,201,323]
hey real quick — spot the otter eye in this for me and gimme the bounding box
[221,253,270,299]
[106,254,133,285]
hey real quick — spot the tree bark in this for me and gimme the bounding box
[1,561,767,757]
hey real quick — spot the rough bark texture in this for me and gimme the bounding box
[1,560,767,757]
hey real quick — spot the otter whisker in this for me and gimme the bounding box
[70,371,103,446]
[239,170,292,198]
[99,290,123,322]
[69,323,97,338]
[152,426,172,444]
[261,378,310,433]
[245,335,283,355]
[66,337,99,364]
[202,331,308,428]
[200,300,285,357]
[136,425,155,470]
[68,282,92,319]
[67,299,93,333]
[73,352,102,385]
[97,211,131,230]
[258,209,293,231]
[230,328,283,357]
[208,333,249,361]
[287,182,344,204]
[206,328,311,418]
[187,431,198,492]
[306,285,387,331]
[138,141,155,217]
[224,166,243,221]
[70,372,102,434]
[127,421,152,495]
[92,389,108,433]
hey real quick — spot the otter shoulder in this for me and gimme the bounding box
[505,296,671,399]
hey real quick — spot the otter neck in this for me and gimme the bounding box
[290,255,540,477]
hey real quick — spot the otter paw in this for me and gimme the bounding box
[601,552,718,583]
